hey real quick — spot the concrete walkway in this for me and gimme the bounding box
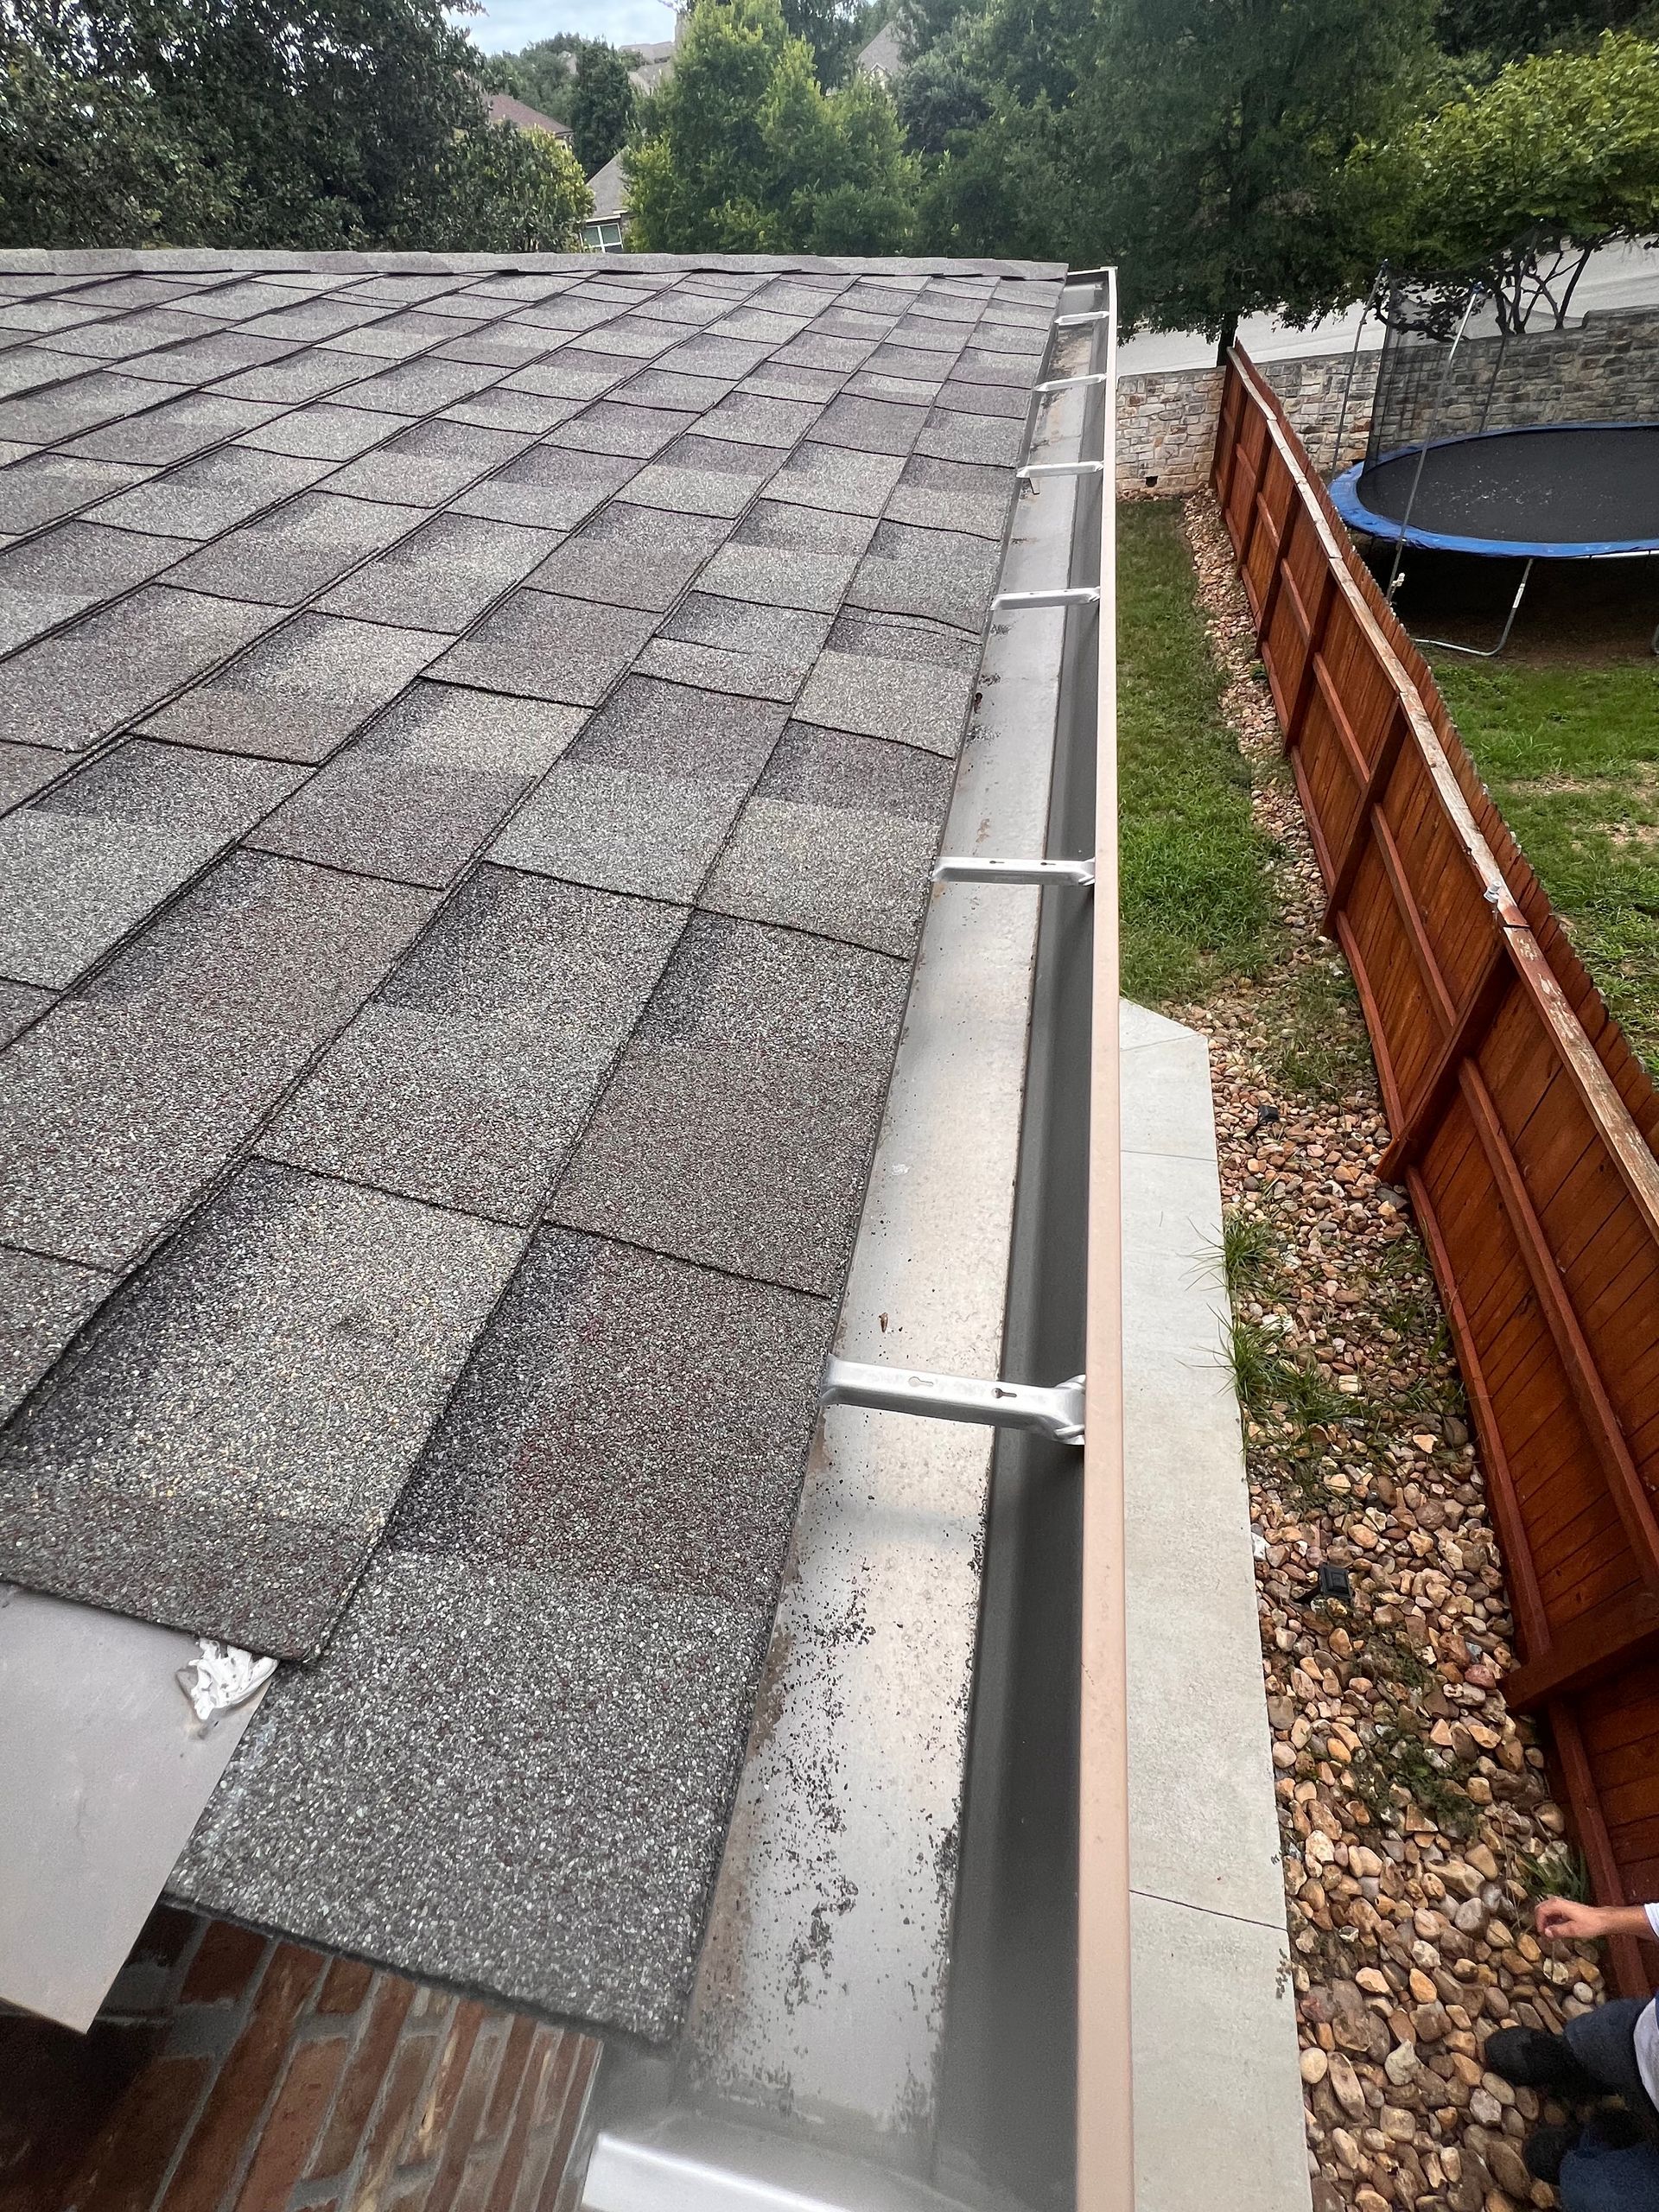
[1121,1000,1310,2212]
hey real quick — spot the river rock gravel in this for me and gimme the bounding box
[1176,491,1606,2212]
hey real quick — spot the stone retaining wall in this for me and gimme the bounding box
[1116,303,1658,497]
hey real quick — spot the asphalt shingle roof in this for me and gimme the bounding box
[0,247,1064,2037]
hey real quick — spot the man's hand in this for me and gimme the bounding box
[1536,1898,1609,1942]
[1535,1897,1654,1943]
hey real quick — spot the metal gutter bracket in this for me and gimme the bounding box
[931,855,1096,888]
[1034,372,1112,392]
[992,586,1101,610]
[821,1357,1085,1447]
[1018,461,1106,481]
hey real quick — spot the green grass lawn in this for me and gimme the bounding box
[1116,502,1276,1005]
[1432,658,1659,1078]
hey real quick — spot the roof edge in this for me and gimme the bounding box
[0,248,1071,281]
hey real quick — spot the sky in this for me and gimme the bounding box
[461,0,674,50]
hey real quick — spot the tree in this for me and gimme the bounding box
[779,0,872,86]
[895,44,988,153]
[478,33,582,123]
[1433,0,1651,66]
[626,0,917,250]
[0,0,588,250]
[1353,32,1659,328]
[429,122,591,251]
[1106,0,1444,350]
[569,39,637,175]
[0,1,224,245]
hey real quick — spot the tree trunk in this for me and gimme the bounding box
[1215,311,1239,364]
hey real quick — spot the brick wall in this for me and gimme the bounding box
[0,1910,599,2212]
[1115,302,1659,498]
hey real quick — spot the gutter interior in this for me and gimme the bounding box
[935,296,1106,2212]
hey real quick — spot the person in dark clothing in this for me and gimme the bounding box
[1484,1898,1659,2210]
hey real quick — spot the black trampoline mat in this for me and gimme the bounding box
[1358,424,1659,550]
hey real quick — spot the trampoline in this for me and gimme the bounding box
[1325,270,1659,654]
[1332,423,1659,560]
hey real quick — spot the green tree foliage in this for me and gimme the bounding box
[479,33,582,123]
[626,0,916,249]
[894,44,988,153]
[1433,0,1652,65]
[1354,31,1659,323]
[0,0,591,248]
[569,37,638,174]
[916,0,1435,346]
[429,122,593,251]
[779,0,872,86]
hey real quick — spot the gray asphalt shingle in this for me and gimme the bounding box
[886,453,1014,539]
[64,391,287,466]
[0,813,226,988]
[0,519,194,653]
[550,912,911,1294]
[261,868,684,1221]
[428,588,656,706]
[847,518,1001,632]
[0,851,436,1268]
[142,613,447,761]
[86,446,336,539]
[323,417,533,507]
[0,1162,519,1657]
[0,454,153,535]
[0,743,64,814]
[525,502,730,614]
[796,608,982,755]
[175,1228,834,2035]
[0,587,279,752]
[0,371,187,448]
[0,247,1065,2044]
[168,491,415,604]
[0,1247,109,1424]
[0,982,53,1048]
[449,443,640,531]
[640,593,831,702]
[702,722,953,956]
[487,674,784,901]
[618,432,785,518]
[766,439,906,518]
[249,681,583,887]
[317,512,558,633]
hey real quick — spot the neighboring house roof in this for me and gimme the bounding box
[587,151,628,222]
[855,21,905,76]
[626,36,677,93]
[485,89,572,138]
[0,248,1064,2042]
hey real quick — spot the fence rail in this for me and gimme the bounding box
[1212,346,1659,1994]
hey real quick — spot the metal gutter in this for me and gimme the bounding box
[577,274,1125,2212]
[1077,270,1131,2212]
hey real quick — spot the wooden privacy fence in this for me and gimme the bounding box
[1211,346,1659,1992]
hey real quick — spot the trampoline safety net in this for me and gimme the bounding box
[1340,270,1659,557]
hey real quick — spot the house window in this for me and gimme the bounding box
[581,219,626,253]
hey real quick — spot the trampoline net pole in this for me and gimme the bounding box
[1386,283,1484,605]
[1330,266,1385,477]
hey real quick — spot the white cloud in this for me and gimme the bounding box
[458,0,677,52]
